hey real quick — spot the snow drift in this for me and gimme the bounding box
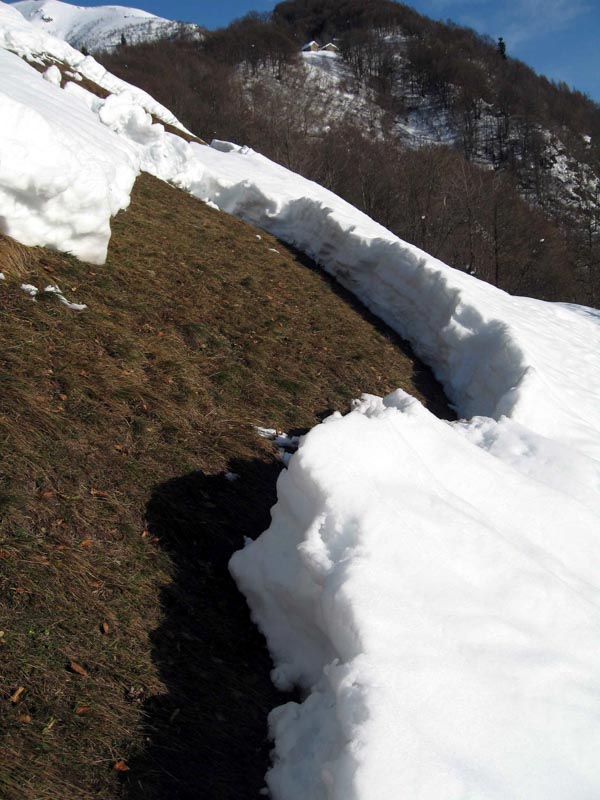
[232,390,600,800]
[0,46,137,263]
[0,0,190,262]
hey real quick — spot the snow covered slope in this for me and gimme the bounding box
[2,4,600,797]
[13,0,203,51]
[0,0,191,261]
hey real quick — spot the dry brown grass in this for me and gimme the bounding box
[0,173,450,800]
[0,233,36,280]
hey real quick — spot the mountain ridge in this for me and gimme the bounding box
[13,0,204,51]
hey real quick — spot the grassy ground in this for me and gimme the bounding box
[0,174,450,799]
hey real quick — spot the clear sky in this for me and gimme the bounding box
[408,0,600,103]
[30,0,600,103]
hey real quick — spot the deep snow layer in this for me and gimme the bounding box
[13,0,202,52]
[231,390,600,800]
[2,8,600,796]
[0,0,190,261]
[0,46,137,262]
[180,143,600,462]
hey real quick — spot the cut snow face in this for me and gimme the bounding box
[0,0,193,262]
[0,47,137,263]
[231,389,600,800]
[13,0,203,52]
[194,143,600,797]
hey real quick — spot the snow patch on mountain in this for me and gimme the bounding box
[13,0,203,52]
[1,1,190,132]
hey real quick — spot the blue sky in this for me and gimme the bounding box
[409,0,600,102]
[38,0,600,102]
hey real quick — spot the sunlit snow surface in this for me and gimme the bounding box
[0,0,188,262]
[2,5,600,796]
[13,0,202,52]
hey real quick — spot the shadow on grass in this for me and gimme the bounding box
[123,457,293,800]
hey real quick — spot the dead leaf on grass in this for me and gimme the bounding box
[100,622,109,635]
[113,760,129,772]
[19,714,32,724]
[75,705,91,715]
[9,686,25,704]
[89,488,108,498]
[80,539,93,548]
[68,661,89,678]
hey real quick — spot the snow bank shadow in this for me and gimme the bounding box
[122,459,297,800]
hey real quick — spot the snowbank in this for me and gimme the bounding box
[198,141,600,798]
[0,0,190,262]
[203,139,600,797]
[0,47,137,263]
[231,391,600,799]
[180,142,600,460]
[0,1,189,132]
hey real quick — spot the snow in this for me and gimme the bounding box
[0,2,190,132]
[0,0,193,263]
[0,45,137,263]
[16,280,86,309]
[20,282,38,297]
[231,390,600,800]
[42,62,60,84]
[13,0,202,52]
[187,146,600,799]
[175,142,600,457]
[44,283,87,310]
[2,4,600,796]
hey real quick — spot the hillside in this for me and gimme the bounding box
[0,171,449,800]
[101,0,600,306]
[2,3,600,799]
[13,0,204,51]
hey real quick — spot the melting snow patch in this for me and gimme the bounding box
[255,426,301,466]
[44,284,86,311]
[42,63,61,85]
[20,282,38,298]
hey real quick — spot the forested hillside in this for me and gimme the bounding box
[101,0,600,306]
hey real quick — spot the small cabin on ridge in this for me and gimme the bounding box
[302,40,321,52]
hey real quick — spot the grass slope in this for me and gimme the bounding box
[0,173,450,799]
